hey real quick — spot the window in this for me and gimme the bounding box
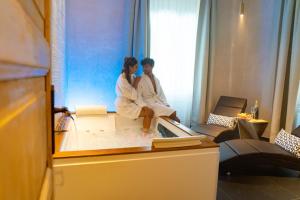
[150,0,200,125]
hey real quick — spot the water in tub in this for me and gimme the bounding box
[61,113,161,151]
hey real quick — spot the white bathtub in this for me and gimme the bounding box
[53,113,219,200]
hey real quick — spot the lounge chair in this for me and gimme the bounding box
[192,96,247,143]
[219,126,300,173]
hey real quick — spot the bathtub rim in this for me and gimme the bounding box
[53,115,218,159]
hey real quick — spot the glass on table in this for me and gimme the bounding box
[251,106,258,119]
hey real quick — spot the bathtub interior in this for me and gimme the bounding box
[59,113,166,152]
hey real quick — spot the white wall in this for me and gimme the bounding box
[208,0,282,136]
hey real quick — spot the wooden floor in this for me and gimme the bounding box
[217,168,300,200]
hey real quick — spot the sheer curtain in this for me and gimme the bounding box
[150,0,200,125]
[191,0,213,125]
[270,0,298,140]
[289,1,300,131]
[268,0,300,141]
[295,84,300,127]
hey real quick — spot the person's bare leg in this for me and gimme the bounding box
[142,108,154,132]
[139,107,154,132]
[169,112,180,123]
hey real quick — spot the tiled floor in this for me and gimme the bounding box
[217,168,300,200]
[190,124,300,199]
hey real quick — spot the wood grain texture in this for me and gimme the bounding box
[17,0,44,30]
[44,1,54,198]
[53,116,218,159]
[0,61,48,81]
[44,0,51,41]
[0,0,52,198]
[0,0,50,81]
[0,78,48,200]
[44,0,53,168]
[53,123,218,158]
[39,168,52,200]
[53,143,220,159]
[55,132,65,153]
[34,0,45,18]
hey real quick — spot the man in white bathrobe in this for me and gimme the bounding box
[138,58,180,122]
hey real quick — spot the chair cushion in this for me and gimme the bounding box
[275,129,300,158]
[207,113,236,128]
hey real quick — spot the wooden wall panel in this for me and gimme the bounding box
[0,78,47,200]
[0,0,52,199]
[34,0,45,18]
[39,168,53,200]
[0,61,48,81]
[17,0,44,31]
[0,0,50,76]
[44,0,53,169]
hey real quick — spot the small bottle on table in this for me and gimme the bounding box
[251,100,259,120]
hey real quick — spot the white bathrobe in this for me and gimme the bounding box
[115,73,145,119]
[138,73,175,117]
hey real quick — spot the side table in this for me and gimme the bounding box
[238,118,268,140]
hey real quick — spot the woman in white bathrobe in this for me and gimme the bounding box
[138,58,180,122]
[115,57,154,132]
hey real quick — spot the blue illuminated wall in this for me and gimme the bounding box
[65,0,137,111]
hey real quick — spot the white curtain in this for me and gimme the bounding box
[295,83,300,127]
[150,0,200,125]
[269,0,300,141]
[270,0,296,140]
[288,1,300,131]
[191,0,212,125]
[51,0,66,107]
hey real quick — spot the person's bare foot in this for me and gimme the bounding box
[142,128,149,133]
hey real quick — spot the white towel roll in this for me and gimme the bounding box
[75,105,107,116]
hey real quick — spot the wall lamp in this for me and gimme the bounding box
[240,0,245,16]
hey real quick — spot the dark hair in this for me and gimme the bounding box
[122,57,138,84]
[141,58,154,67]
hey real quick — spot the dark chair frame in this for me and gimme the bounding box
[219,126,300,173]
[192,96,247,143]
